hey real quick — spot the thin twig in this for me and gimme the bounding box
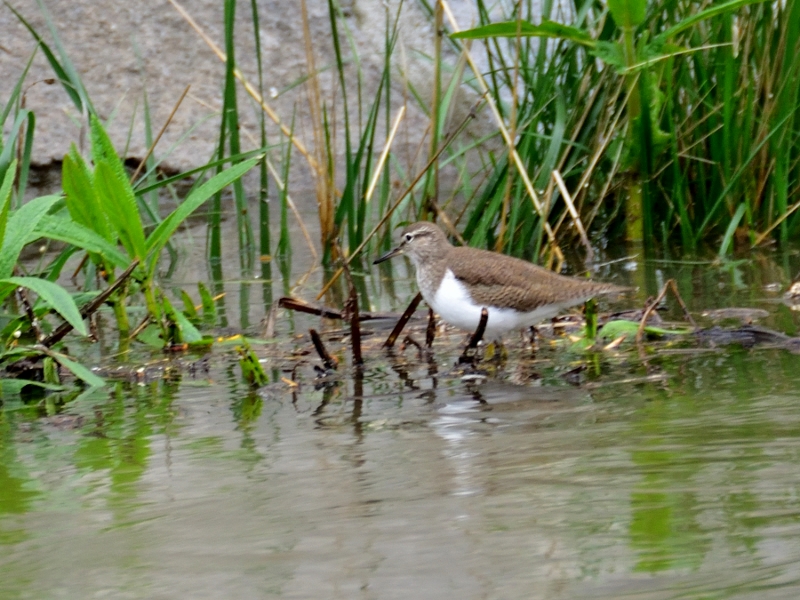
[43,260,140,347]
[340,254,363,367]
[635,279,696,345]
[130,84,190,184]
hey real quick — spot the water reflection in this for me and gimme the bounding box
[3,248,800,597]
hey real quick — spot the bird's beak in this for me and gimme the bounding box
[373,245,403,265]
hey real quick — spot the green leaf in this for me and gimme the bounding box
[1,276,87,336]
[591,41,626,72]
[89,114,127,183]
[180,290,199,322]
[94,160,146,261]
[197,282,217,324]
[0,158,17,247]
[607,0,647,29]
[0,378,67,396]
[237,339,269,387]
[145,158,259,274]
[0,194,60,278]
[598,319,694,340]
[63,146,113,242]
[31,215,130,269]
[0,111,33,183]
[45,349,105,388]
[170,305,203,344]
[719,203,747,259]
[657,0,769,43]
[6,2,90,112]
[451,19,595,48]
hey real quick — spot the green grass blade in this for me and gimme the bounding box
[6,2,90,112]
[451,19,595,47]
[718,202,746,258]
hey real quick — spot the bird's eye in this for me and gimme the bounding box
[405,234,413,242]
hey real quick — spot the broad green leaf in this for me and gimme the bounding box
[160,292,202,345]
[2,276,87,336]
[145,158,259,273]
[94,160,146,261]
[198,282,217,324]
[45,349,105,388]
[598,319,694,339]
[607,0,646,29]
[0,194,60,278]
[171,308,203,344]
[237,340,269,387]
[32,215,130,270]
[451,19,595,47]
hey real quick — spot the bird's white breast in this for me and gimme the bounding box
[426,269,585,338]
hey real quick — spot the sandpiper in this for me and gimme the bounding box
[374,221,627,340]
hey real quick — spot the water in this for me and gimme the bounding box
[2,250,800,599]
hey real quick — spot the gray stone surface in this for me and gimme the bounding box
[1,0,481,189]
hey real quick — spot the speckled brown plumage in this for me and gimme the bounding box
[446,246,624,311]
[373,222,629,335]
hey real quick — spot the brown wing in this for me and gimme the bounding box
[447,246,625,312]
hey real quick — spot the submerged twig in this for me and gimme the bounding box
[341,259,363,367]
[383,292,423,348]
[309,328,338,371]
[277,296,385,322]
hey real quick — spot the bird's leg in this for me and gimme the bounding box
[458,308,488,365]
[527,326,538,357]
